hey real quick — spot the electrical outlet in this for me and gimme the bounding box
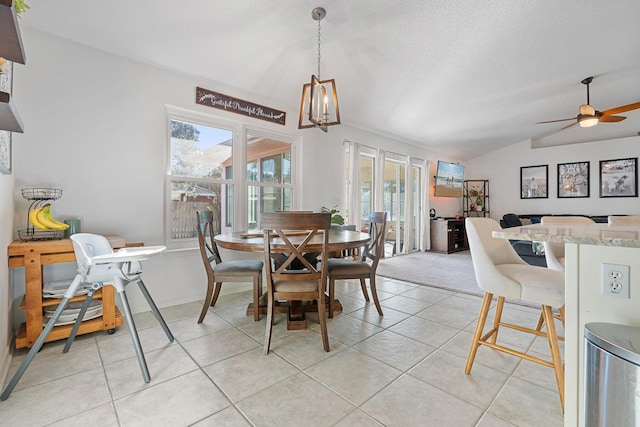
[601,263,630,298]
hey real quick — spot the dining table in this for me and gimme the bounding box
[215,228,371,329]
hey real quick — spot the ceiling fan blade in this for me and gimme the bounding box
[559,121,577,131]
[536,117,575,124]
[601,102,640,116]
[599,115,626,123]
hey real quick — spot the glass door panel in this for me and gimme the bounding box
[384,160,405,256]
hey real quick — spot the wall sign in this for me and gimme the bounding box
[195,86,286,126]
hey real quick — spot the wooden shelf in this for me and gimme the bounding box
[15,308,124,349]
[463,180,490,218]
[19,288,106,310]
[0,0,26,64]
[0,91,24,132]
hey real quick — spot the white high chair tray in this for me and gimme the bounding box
[90,246,166,264]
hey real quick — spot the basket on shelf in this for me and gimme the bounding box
[18,228,65,241]
[21,188,62,200]
[19,187,65,241]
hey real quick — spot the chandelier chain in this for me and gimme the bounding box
[317,18,321,80]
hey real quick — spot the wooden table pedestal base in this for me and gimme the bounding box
[246,296,342,330]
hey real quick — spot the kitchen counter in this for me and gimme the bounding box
[493,223,640,248]
[492,223,640,427]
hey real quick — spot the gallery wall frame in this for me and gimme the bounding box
[520,165,548,199]
[0,131,10,174]
[599,157,638,198]
[557,161,590,198]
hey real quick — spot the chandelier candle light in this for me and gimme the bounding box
[298,6,340,132]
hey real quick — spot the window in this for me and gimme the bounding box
[165,107,297,245]
[246,131,293,229]
[166,111,236,244]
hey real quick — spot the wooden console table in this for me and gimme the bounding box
[8,236,129,349]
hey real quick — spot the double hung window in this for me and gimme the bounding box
[166,108,295,245]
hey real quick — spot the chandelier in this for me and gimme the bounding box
[298,7,340,132]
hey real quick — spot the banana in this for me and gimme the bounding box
[29,206,49,230]
[42,204,70,229]
[36,204,69,230]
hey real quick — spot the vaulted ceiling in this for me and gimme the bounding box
[21,0,640,160]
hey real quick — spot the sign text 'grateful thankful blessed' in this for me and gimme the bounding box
[195,87,286,126]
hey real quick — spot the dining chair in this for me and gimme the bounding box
[608,215,640,226]
[196,210,263,323]
[1,234,174,401]
[384,222,404,256]
[540,216,595,272]
[262,212,332,354]
[464,218,566,411]
[327,211,387,318]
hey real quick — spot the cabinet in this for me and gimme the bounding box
[8,237,128,349]
[430,219,468,254]
[463,180,490,218]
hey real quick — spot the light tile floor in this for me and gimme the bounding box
[1,276,565,427]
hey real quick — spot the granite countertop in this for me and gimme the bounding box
[492,223,640,248]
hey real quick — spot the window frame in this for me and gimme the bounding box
[245,126,296,229]
[164,106,299,249]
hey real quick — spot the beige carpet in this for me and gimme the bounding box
[377,250,483,296]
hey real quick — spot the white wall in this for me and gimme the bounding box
[466,137,640,220]
[0,174,14,387]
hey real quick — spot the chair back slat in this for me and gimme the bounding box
[262,213,331,282]
[362,212,387,267]
[196,211,222,267]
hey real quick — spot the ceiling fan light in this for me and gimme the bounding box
[578,115,599,128]
[579,104,595,115]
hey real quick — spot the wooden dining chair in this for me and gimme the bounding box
[196,211,263,323]
[262,212,332,354]
[327,211,387,317]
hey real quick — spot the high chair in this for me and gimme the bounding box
[1,233,174,401]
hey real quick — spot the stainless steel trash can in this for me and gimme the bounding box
[584,322,640,427]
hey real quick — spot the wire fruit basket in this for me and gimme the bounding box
[19,188,65,241]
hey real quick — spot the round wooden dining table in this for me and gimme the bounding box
[214,229,371,253]
[215,229,371,329]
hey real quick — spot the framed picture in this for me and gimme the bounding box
[0,59,13,175]
[0,131,10,174]
[557,161,589,198]
[520,165,548,199]
[599,158,638,198]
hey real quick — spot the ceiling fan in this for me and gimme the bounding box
[537,76,640,131]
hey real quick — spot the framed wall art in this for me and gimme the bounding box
[0,59,12,175]
[557,161,589,198]
[599,157,637,198]
[0,131,10,174]
[520,165,548,199]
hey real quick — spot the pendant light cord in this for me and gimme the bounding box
[317,18,322,80]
